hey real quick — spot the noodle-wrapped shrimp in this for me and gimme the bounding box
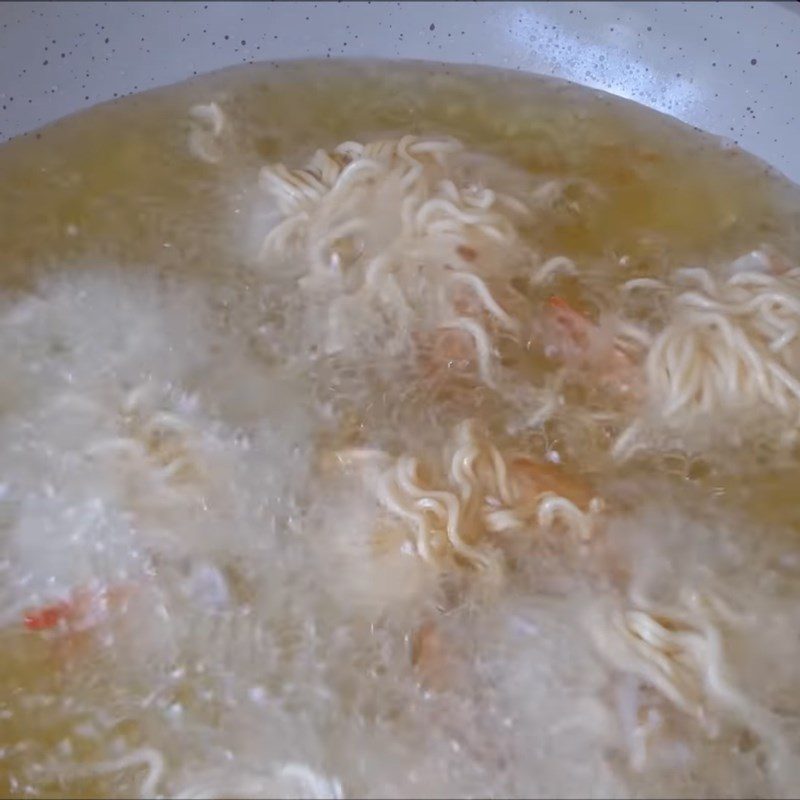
[538,296,643,400]
[415,268,524,386]
[508,455,597,514]
[415,326,478,382]
[504,454,632,588]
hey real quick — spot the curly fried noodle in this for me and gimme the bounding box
[590,588,793,780]
[337,420,598,573]
[260,134,800,450]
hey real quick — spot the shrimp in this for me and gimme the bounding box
[23,583,137,665]
[415,326,477,381]
[416,267,521,384]
[539,296,643,400]
[508,456,597,512]
[506,455,627,583]
[411,620,454,693]
[23,583,134,635]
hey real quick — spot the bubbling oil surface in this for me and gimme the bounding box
[1,60,800,799]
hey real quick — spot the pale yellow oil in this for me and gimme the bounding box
[1,61,800,799]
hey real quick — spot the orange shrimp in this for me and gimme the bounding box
[455,244,478,263]
[416,271,521,383]
[411,620,453,692]
[416,284,496,379]
[450,283,486,319]
[540,295,642,399]
[509,456,596,512]
[506,455,630,588]
[508,449,637,585]
[415,327,477,381]
[540,296,597,365]
[23,583,134,635]
[23,601,73,632]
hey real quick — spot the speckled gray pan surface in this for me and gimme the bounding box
[1,1,799,182]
